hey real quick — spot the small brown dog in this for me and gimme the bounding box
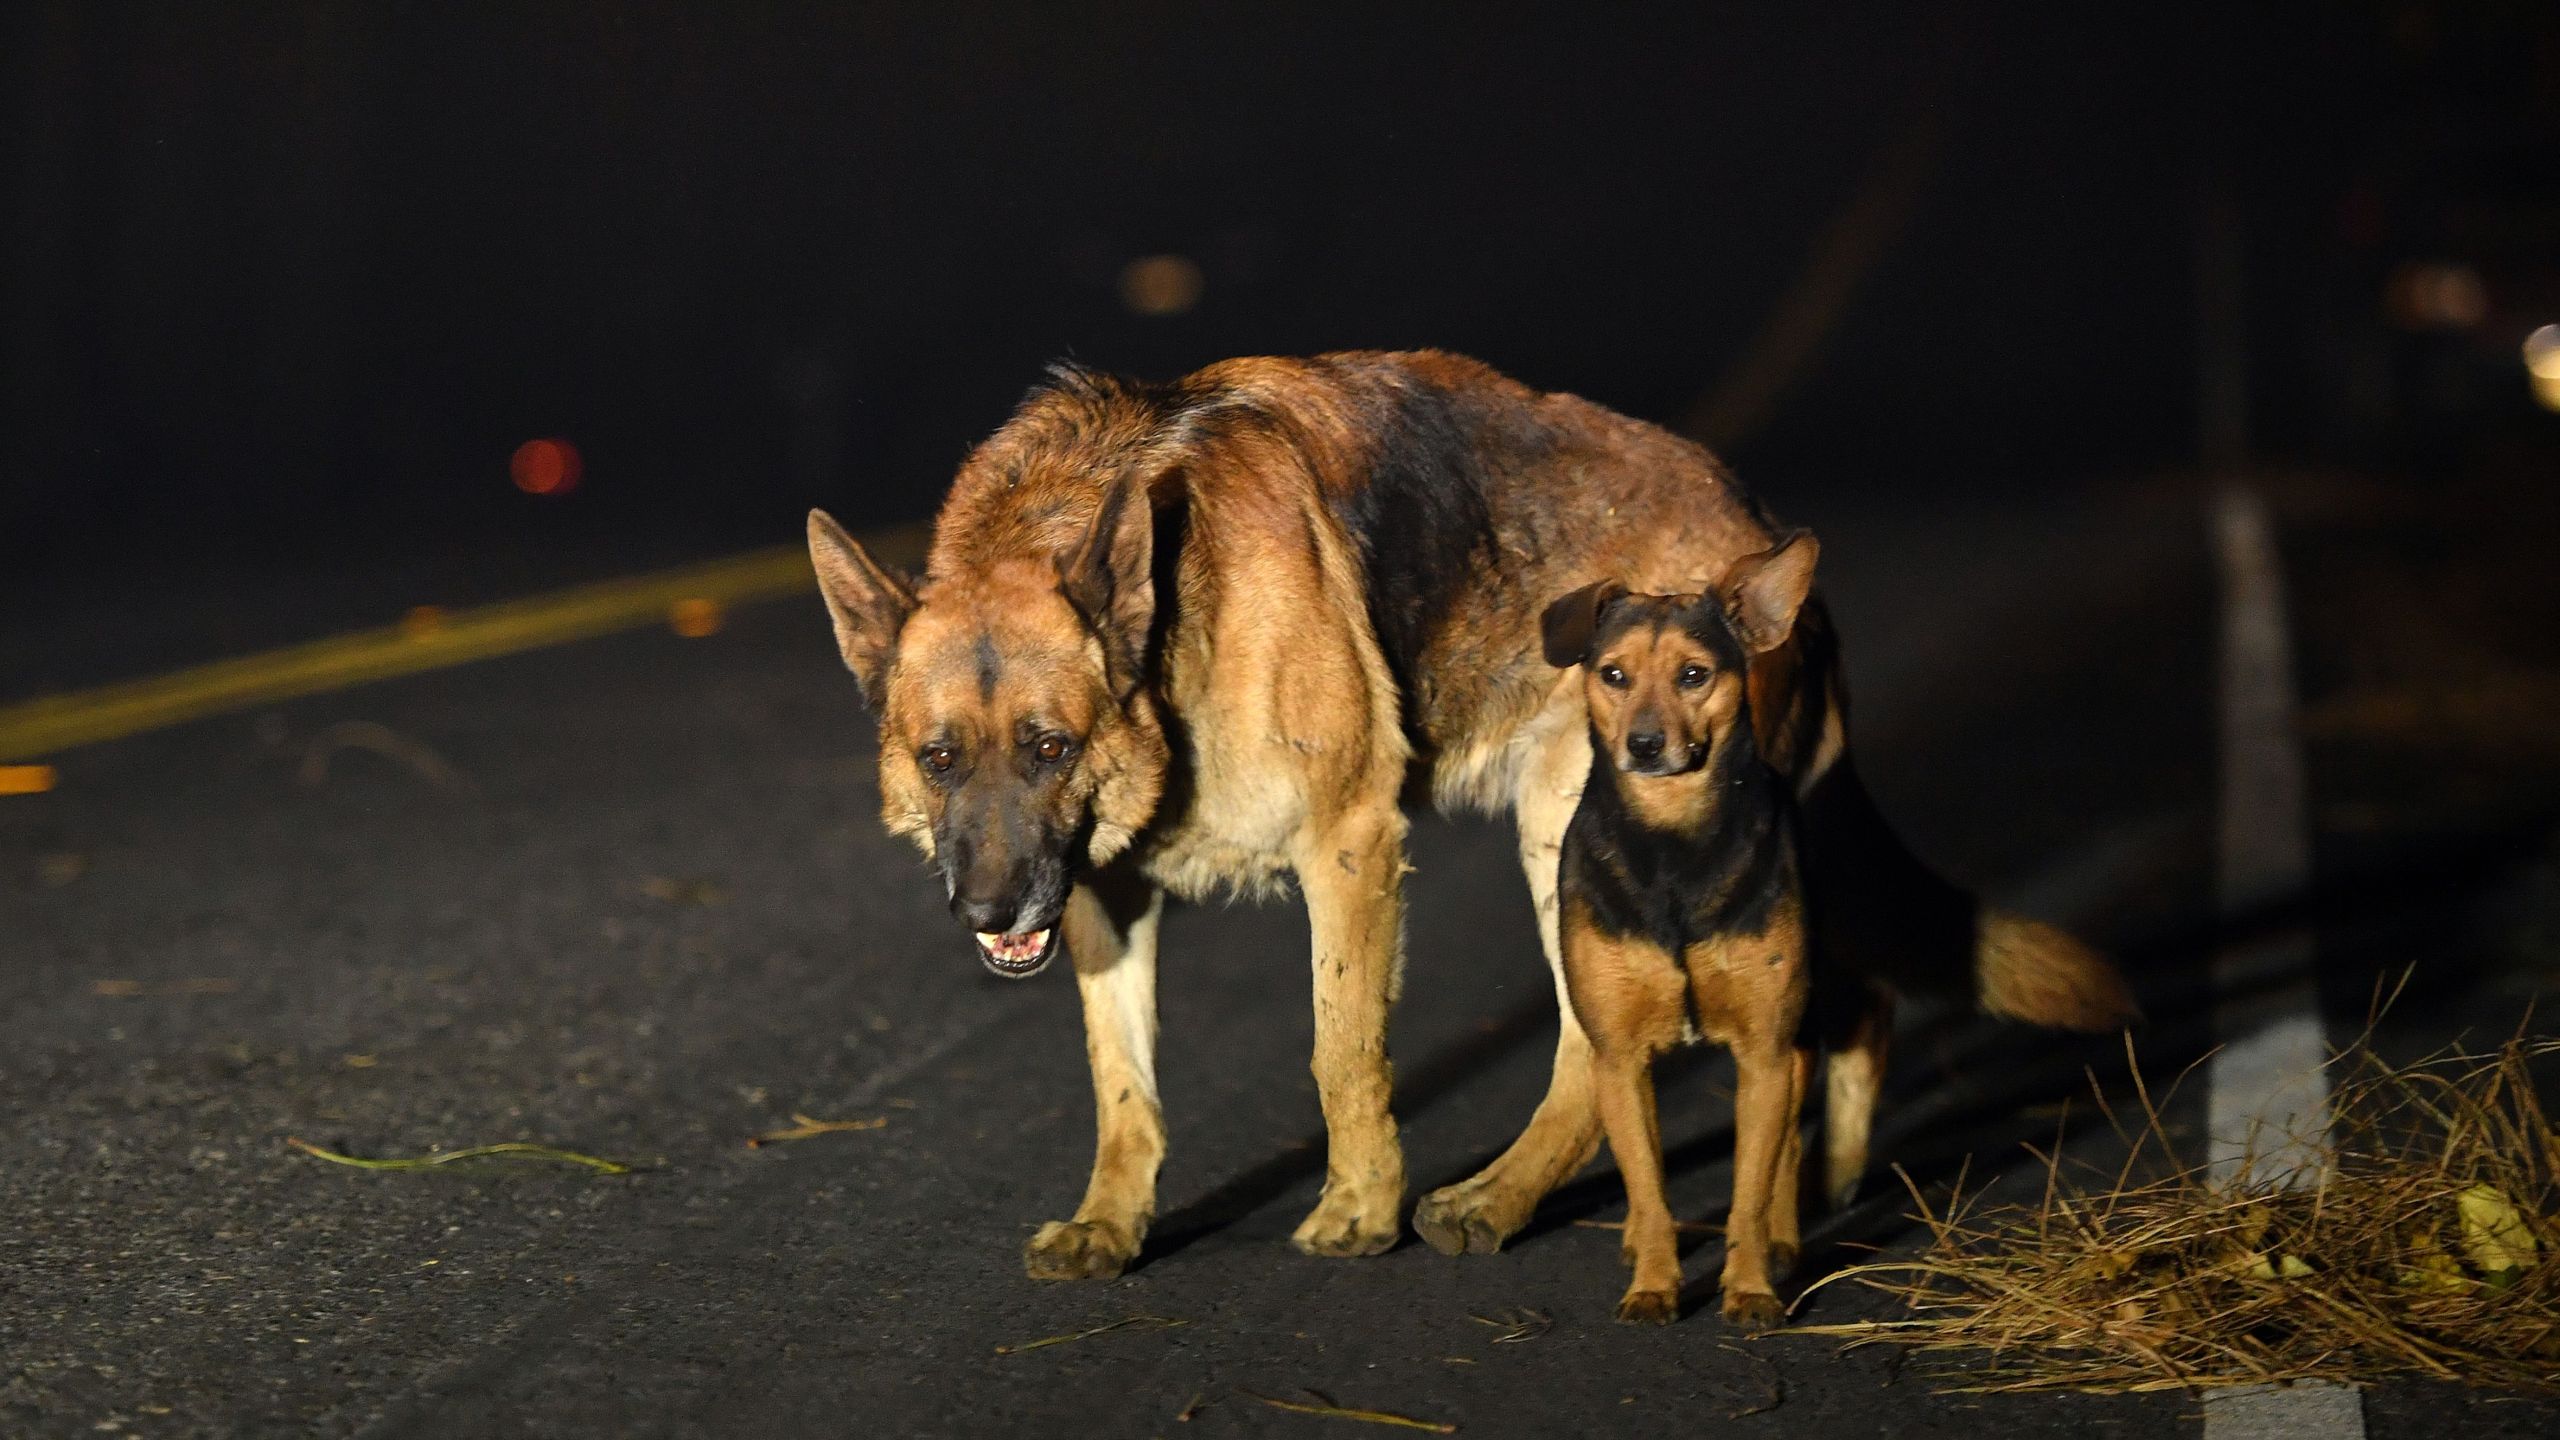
[1539,533,1823,1329]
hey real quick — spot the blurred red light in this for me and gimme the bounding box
[511,438,583,496]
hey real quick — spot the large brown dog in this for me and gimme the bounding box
[806,350,2134,1281]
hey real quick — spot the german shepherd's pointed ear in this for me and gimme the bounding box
[1056,475,1156,700]
[1716,529,1819,655]
[807,508,916,708]
[1540,580,1627,668]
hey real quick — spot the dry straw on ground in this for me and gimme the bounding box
[1797,1032,2560,1393]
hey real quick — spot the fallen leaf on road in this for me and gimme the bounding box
[2457,1184,2539,1282]
[745,1113,888,1148]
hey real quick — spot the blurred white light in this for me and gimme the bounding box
[2527,325,2560,413]
[2525,324,2560,380]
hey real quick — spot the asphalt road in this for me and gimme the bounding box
[6,473,2556,1437]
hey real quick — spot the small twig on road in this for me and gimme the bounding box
[745,1113,888,1148]
[93,978,239,998]
[1570,1218,1720,1235]
[640,875,729,906]
[296,720,476,794]
[285,1137,632,1175]
[1718,1343,1786,1418]
[1242,1390,1456,1433]
[1465,1307,1552,1344]
[993,1314,1186,1356]
[1174,1391,1210,1422]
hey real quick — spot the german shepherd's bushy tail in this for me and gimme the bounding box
[1801,744,2139,1033]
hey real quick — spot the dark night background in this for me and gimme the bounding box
[8,6,2560,1435]
[8,2,2551,641]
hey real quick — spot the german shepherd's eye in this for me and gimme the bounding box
[1597,664,1629,688]
[921,743,958,774]
[1677,663,1710,688]
[1031,733,1074,765]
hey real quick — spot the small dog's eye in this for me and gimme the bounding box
[1033,733,1070,764]
[1678,664,1710,688]
[1598,665,1629,688]
[922,744,957,774]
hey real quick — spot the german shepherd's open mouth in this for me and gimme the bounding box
[974,927,1058,979]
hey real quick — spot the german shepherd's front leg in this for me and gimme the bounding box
[1416,716,1601,1254]
[1287,807,1408,1258]
[1025,870,1166,1280]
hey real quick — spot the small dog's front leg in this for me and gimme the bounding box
[1592,1048,1679,1323]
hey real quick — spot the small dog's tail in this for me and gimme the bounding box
[1801,754,2138,1032]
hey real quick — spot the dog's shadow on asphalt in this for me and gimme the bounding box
[1141,814,2554,1289]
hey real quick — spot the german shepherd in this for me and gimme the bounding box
[805,351,2134,1282]
[1539,537,1824,1329]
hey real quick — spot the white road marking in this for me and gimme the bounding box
[2203,487,2364,1436]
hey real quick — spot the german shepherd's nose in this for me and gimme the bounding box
[1624,730,1666,765]
[952,890,1022,934]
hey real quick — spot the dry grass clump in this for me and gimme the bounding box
[1799,1034,2560,1393]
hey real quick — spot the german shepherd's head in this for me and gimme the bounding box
[804,477,1169,980]
[1540,531,1818,794]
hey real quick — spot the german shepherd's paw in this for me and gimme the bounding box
[1721,1288,1784,1334]
[1023,1219,1138,1281]
[1291,1186,1402,1258]
[1614,1288,1678,1325]
[1410,1184,1522,1256]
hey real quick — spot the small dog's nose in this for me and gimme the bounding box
[1625,731,1666,763]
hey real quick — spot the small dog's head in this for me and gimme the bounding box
[1540,531,1819,777]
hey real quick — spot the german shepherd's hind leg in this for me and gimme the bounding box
[1025,871,1166,1280]
[1414,720,1602,1256]
[1821,990,1891,1210]
[1720,1039,1798,1332]
[1288,807,1408,1258]
[1591,1046,1679,1323]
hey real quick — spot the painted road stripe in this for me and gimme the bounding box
[2203,487,2363,1436]
[0,523,926,763]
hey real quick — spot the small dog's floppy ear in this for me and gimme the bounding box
[1055,473,1158,699]
[1540,580,1626,668]
[1716,529,1820,655]
[807,508,917,709]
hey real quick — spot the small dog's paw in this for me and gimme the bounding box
[1769,1240,1800,1274]
[1412,1186,1512,1256]
[1023,1219,1136,1281]
[1615,1288,1678,1325]
[1293,1186,1401,1258]
[1722,1288,1784,1333]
